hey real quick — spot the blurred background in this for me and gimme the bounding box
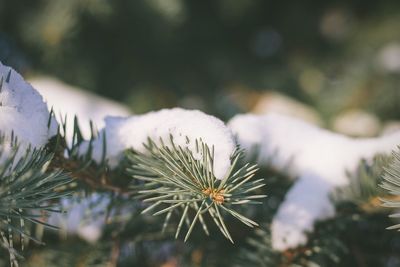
[1,0,400,136]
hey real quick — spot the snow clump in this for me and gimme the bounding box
[0,61,57,163]
[81,108,236,180]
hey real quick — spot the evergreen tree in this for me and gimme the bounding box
[0,60,399,267]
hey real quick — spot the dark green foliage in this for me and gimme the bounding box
[235,226,279,267]
[21,242,111,267]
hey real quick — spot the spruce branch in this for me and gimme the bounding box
[0,134,73,266]
[380,146,400,230]
[50,115,122,193]
[235,227,278,267]
[333,155,390,212]
[126,136,266,243]
[236,222,348,267]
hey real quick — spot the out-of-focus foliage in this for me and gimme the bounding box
[332,155,390,208]
[1,0,400,119]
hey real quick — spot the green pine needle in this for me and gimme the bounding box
[332,155,390,209]
[380,146,400,230]
[0,133,73,266]
[126,135,266,243]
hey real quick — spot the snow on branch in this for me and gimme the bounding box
[80,108,236,180]
[127,137,265,243]
[75,108,266,242]
[0,61,73,266]
[228,113,400,251]
[0,61,57,163]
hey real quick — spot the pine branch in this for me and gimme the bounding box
[0,134,73,266]
[50,115,121,193]
[235,226,278,267]
[332,155,391,212]
[236,221,348,267]
[126,136,266,243]
[380,146,400,230]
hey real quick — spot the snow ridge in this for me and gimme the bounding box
[228,113,400,250]
[81,108,236,180]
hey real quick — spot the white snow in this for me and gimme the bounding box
[29,76,131,142]
[228,113,400,250]
[0,61,57,163]
[81,108,236,180]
